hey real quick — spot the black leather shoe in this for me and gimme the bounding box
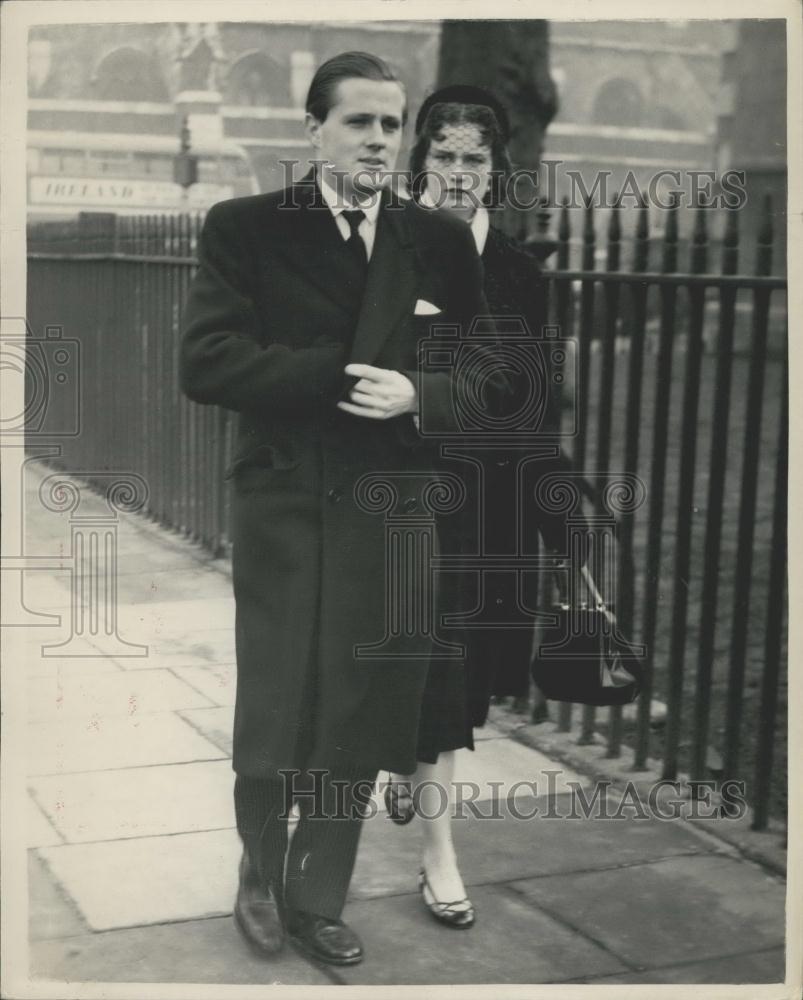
[233,851,284,956]
[286,909,364,966]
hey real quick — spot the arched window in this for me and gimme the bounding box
[93,47,168,103]
[591,78,644,128]
[225,52,288,107]
[654,105,687,131]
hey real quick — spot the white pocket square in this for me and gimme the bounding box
[414,299,442,315]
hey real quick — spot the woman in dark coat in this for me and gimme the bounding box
[389,86,577,928]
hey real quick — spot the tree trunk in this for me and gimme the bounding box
[437,20,557,240]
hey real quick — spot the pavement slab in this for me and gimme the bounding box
[180,705,235,755]
[29,914,333,985]
[19,570,74,610]
[576,946,786,984]
[28,794,64,849]
[36,829,243,931]
[473,720,506,741]
[171,663,237,707]
[23,655,124,680]
[450,737,586,797]
[113,568,233,606]
[110,536,216,571]
[15,462,791,989]
[30,759,234,843]
[20,517,72,557]
[112,547,213,575]
[114,626,237,670]
[27,712,225,776]
[29,851,89,943]
[28,668,215,723]
[113,598,235,643]
[337,883,629,984]
[508,853,786,969]
[18,630,125,675]
[349,793,717,901]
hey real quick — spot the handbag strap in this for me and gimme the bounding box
[551,560,618,629]
[579,564,618,628]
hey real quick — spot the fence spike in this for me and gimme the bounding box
[755,193,774,276]
[632,191,649,273]
[690,205,709,274]
[606,193,621,271]
[661,192,679,273]
[179,212,188,257]
[558,196,570,240]
[557,196,570,269]
[582,200,595,270]
[721,206,739,275]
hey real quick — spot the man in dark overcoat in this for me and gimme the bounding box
[179,52,507,966]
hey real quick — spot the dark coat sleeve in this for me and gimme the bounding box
[484,232,588,551]
[400,213,513,440]
[179,202,347,416]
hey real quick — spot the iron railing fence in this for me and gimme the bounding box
[26,199,788,830]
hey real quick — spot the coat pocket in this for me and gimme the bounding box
[225,444,299,491]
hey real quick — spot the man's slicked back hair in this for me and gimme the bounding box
[305,50,407,125]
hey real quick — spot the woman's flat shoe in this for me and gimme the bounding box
[417,869,475,929]
[384,778,415,825]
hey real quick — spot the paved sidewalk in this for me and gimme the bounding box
[16,461,787,987]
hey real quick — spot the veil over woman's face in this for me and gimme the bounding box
[422,122,493,221]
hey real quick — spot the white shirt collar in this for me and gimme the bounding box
[419,189,489,255]
[317,172,381,227]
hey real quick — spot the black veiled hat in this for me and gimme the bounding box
[414,84,511,143]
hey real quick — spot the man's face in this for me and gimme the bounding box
[305,77,405,203]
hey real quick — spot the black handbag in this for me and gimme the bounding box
[531,563,643,707]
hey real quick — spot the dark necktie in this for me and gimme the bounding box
[341,209,368,270]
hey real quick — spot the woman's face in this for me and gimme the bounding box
[423,122,493,221]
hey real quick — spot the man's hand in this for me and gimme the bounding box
[337,364,418,420]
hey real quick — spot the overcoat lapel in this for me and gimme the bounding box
[270,177,421,360]
[349,193,419,366]
[271,179,361,317]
